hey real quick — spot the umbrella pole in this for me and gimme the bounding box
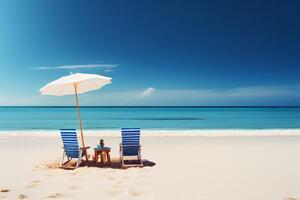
[74,84,88,161]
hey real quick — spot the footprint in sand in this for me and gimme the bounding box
[129,189,141,197]
[69,185,78,190]
[26,180,41,189]
[47,193,63,199]
[18,194,26,199]
[32,180,41,183]
[107,189,122,197]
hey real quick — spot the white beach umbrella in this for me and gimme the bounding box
[39,73,112,154]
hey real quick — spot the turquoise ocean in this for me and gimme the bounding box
[0,106,300,131]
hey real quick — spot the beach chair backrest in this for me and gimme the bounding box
[60,129,80,158]
[121,128,140,156]
[121,128,140,146]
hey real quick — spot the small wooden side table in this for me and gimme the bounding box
[94,147,111,166]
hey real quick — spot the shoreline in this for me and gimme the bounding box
[1,129,300,138]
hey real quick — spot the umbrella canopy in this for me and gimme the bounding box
[40,73,112,96]
[39,73,112,158]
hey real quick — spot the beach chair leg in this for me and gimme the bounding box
[76,150,83,168]
[138,148,143,166]
[60,151,66,166]
[60,151,73,166]
[121,156,125,167]
[75,160,81,168]
[120,156,124,167]
[119,147,123,167]
[121,158,125,168]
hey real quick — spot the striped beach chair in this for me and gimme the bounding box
[119,128,143,167]
[60,129,89,168]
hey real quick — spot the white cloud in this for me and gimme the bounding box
[34,67,53,70]
[103,68,114,73]
[140,87,156,98]
[33,64,119,71]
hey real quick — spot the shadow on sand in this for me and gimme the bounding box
[48,158,156,170]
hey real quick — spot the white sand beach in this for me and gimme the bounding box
[1,131,300,200]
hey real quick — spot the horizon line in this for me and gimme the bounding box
[1,106,300,108]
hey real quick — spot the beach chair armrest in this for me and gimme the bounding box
[80,146,90,150]
[79,146,90,159]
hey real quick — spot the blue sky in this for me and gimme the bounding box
[0,0,300,106]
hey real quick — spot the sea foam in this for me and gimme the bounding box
[1,129,300,138]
